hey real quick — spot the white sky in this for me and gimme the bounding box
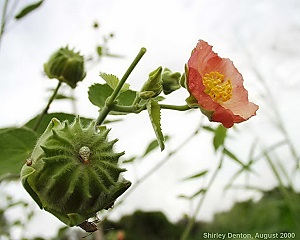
[1,0,300,238]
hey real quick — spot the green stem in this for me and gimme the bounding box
[160,104,190,111]
[112,103,190,114]
[180,154,224,240]
[95,47,146,127]
[33,81,62,131]
[0,0,9,50]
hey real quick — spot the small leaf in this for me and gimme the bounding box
[182,170,208,181]
[88,83,136,114]
[191,188,207,198]
[122,156,137,164]
[146,99,164,151]
[223,148,245,167]
[202,125,215,132]
[177,194,191,199]
[15,0,44,20]
[88,84,112,109]
[115,88,136,107]
[142,136,170,157]
[99,73,129,93]
[105,53,124,58]
[25,113,93,135]
[213,125,227,150]
[0,127,38,176]
[55,94,75,100]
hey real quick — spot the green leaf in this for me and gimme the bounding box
[223,148,245,167]
[146,99,165,151]
[25,113,93,136]
[182,170,208,181]
[88,84,112,109]
[191,188,207,198]
[213,125,227,150]
[142,136,170,157]
[122,156,137,164]
[55,94,75,100]
[99,73,129,93]
[88,83,137,114]
[15,0,44,20]
[0,127,38,176]
[202,125,215,132]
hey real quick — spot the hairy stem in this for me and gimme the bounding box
[33,81,62,131]
[95,47,146,127]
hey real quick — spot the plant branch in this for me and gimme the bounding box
[0,0,9,50]
[111,103,191,114]
[180,153,224,240]
[33,81,62,131]
[95,47,146,127]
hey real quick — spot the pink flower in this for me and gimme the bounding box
[187,40,259,128]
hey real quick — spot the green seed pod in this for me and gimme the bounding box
[21,117,131,227]
[44,46,86,88]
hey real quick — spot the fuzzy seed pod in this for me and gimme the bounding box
[44,46,86,88]
[21,117,131,227]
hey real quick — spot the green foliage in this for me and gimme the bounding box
[103,210,183,240]
[102,188,300,240]
[206,187,300,235]
[99,73,130,93]
[88,83,137,114]
[181,170,208,181]
[15,0,44,20]
[142,136,170,157]
[0,127,37,176]
[213,125,227,151]
[147,99,165,151]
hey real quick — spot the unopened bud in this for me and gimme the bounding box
[44,46,86,88]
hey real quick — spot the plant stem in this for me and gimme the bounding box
[180,154,224,240]
[111,103,190,114]
[95,47,146,127]
[33,81,62,131]
[160,104,190,111]
[0,0,9,50]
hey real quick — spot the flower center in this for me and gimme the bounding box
[203,71,232,102]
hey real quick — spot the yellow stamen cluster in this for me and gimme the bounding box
[203,71,232,102]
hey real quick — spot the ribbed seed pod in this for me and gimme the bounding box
[21,117,131,227]
[43,46,86,88]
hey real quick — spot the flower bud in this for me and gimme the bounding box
[139,66,163,99]
[44,46,86,88]
[161,68,181,95]
[21,117,131,227]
